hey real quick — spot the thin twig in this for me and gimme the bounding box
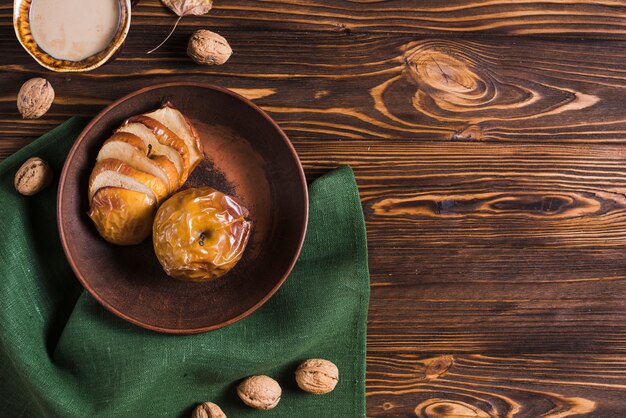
[147,16,182,54]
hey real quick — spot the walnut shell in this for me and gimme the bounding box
[14,157,53,196]
[191,401,226,418]
[295,359,339,394]
[17,78,54,119]
[187,30,232,65]
[236,375,281,410]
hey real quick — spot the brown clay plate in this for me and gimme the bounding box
[58,82,308,333]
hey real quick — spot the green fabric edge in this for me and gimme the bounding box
[342,165,370,417]
[311,165,370,416]
[0,117,86,175]
[0,119,371,417]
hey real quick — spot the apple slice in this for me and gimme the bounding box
[127,115,191,185]
[116,123,184,179]
[89,158,168,204]
[98,135,179,193]
[143,105,203,172]
[149,155,179,193]
[88,187,156,245]
[106,132,147,153]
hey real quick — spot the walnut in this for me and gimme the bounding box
[295,359,339,394]
[14,157,53,196]
[17,78,55,119]
[236,375,281,410]
[191,401,226,418]
[187,30,232,65]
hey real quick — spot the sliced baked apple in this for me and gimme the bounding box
[88,187,156,245]
[116,123,184,179]
[143,104,203,172]
[89,158,168,204]
[88,104,206,246]
[98,135,179,193]
[127,115,191,184]
[105,132,147,153]
[149,155,179,193]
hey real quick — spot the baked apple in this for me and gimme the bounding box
[87,103,204,245]
[88,187,156,245]
[152,187,251,282]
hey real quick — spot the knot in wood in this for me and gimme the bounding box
[405,43,485,107]
[424,355,454,379]
[415,399,490,418]
[401,40,600,129]
[452,124,483,141]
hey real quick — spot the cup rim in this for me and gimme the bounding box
[13,0,132,72]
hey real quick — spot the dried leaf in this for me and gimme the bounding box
[162,0,213,16]
[147,0,214,54]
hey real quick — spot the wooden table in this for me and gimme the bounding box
[3,1,626,416]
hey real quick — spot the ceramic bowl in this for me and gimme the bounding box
[57,83,308,333]
[13,0,131,72]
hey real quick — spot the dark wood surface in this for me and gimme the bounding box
[2,0,626,416]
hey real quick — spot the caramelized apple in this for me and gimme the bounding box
[152,187,251,282]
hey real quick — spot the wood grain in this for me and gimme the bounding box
[2,29,626,148]
[3,0,626,414]
[367,354,626,416]
[293,140,626,355]
[15,0,621,38]
[299,140,626,249]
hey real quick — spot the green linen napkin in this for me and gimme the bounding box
[0,118,369,417]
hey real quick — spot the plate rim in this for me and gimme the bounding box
[57,82,309,334]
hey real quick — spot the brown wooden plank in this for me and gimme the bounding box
[367,354,626,416]
[367,292,626,354]
[2,30,626,147]
[3,0,623,38]
[293,140,626,354]
[299,140,626,250]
